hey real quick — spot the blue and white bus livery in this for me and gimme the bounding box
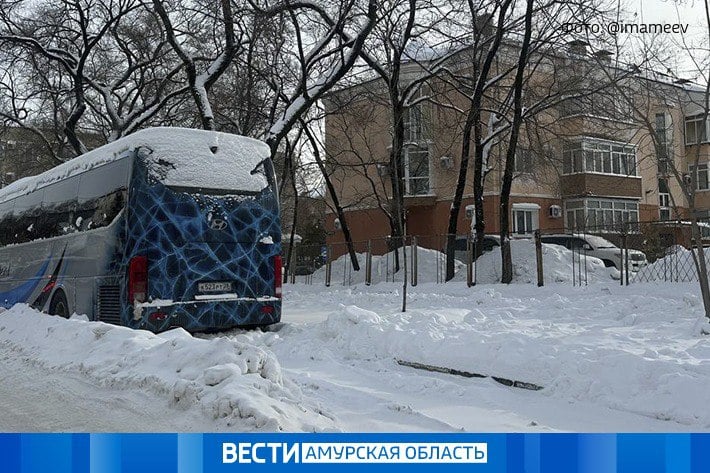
[0,127,282,332]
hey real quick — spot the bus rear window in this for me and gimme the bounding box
[141,132,272,194]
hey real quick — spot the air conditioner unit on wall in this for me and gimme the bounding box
[376,163,389,177]
[465,204,475,220]
[440,156,454,170]
[549,205,562,218]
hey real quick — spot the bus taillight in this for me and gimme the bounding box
[129,255,148,304]
[274,255,282,298]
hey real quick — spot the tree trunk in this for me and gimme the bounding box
[472,120,487,259]
[389,93,407,310]
[302,121,360,271]
[64,76,88,155]
[499,0,533,284]
[445,113,475,281]
[389,104,406,274]
[285,178,299,282]
[690,217,710,320]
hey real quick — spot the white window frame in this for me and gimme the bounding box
[659,178,671,220]
[690,163,710,191]
[511,203,540,235]
[562,138,637,177]
[685,115,708,145]
[564,198,639,232]
[403,145,430,196]
[659,192,671,220]
[404,105,423,143]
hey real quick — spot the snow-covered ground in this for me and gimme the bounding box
[1,280,710,432]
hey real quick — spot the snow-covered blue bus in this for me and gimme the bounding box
[0,128,282,332]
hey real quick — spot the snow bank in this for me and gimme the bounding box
[269,283,710,428]
[633,246,709,282]
[0,127,270,203]
[0,305,333,431]
[312,247,463,285]
[311,241,611,287]
[453,239,610,284]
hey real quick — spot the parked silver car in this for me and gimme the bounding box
[540,234,647,272]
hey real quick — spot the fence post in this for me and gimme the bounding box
[572,235,576,287]
[624,229,630,286]
[290,245,297,284]
[411,236,418,287]
[365,240,372,286]
[535,230,544,287]
[466,234,473,287]
[325,246,332,287]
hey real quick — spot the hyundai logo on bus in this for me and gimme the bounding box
[209,218,228,230]
[222,442,488,464]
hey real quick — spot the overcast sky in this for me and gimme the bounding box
[624,0,708,79]
[632,0,701,21]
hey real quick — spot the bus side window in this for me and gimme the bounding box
[12,189,44,244]
[78,159,129,204]
[0,199,14,246]
[90,190,126,228]
[43,176,80,238]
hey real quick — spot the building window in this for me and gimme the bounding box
[404,105,423,142]
[562,139,637,176]
[403,145,430,196]
[655,113,672,174]
[659,194,671,220]
[659,179,671,220]
[655,113,668,159]
[403,95,429,144]
[690,163,710,191]
[685,115,708,145]
[514,148,535,173]
[565,198,639,232]
[511,203,540,235]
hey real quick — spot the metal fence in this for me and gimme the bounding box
[284,235,455,287]
[282,219,710,287]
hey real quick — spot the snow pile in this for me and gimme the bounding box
[311,241,611,286]
[312,247,463,285]
[454,239,609,284]
[633,246,709,282]
[0,305,334,431]
[265,283,710,428]
[0,127,269,203]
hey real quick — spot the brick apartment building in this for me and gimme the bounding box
[322,41,707,251]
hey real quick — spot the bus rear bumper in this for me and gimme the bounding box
[133,296,281,333]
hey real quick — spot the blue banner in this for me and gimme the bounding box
[0,433,707,473]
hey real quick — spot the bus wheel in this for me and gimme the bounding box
[49,290,70,319]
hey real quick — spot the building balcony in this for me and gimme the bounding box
[560,173,642,199]
[404,194,436,207]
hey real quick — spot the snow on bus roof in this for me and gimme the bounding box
[0,127,271,203]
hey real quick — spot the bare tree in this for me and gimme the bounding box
[442,0,514,280]
[249,0,379,157]
[0,0,146,154]
[611,3,710,322]
[498,0,533,283]
[0,0,193,155]
[152,0,239,131]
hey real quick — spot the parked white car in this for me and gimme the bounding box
[540,234,647,272]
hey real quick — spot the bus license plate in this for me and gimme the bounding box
[198,281,233,293]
